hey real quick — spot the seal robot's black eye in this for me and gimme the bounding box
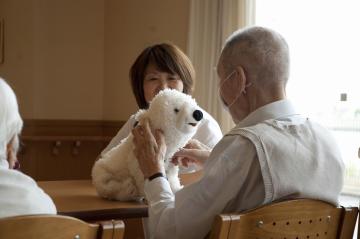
[193,110,203,121]
[174,108,179,113]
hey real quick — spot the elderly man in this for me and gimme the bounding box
[132,26,344,239]
[0,78,56,218]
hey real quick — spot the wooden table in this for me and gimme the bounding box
[37,171,202,221]
[38,180,148,221]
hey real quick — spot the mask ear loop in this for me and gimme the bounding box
[218,68,252,110]
[226,70,252,109]
[222,70,241,109]
[218,70,237,106]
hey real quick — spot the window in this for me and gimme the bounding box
[256,0,360,195]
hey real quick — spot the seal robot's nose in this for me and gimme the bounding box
[192,110,203,121]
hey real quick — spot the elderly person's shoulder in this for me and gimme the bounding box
[0,160,57,218]
[0,77,57,218]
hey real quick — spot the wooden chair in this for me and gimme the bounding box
[0,214,125,239]
[358,201,360,239]
[209,199,358,239]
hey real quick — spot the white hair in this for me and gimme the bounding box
[220,26,290,88]
[0,77,23,162]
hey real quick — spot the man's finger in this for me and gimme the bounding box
[173,148,198,158]
[132,127,142,141]
[142,118,153,137]
[171,157,179,165]
[155,129,166,152]
[154,129,164,143]
[184,139,210,151]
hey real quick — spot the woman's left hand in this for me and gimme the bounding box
[132,118,166,179]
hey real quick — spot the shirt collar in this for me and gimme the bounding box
[0,158,9,169]
[0,143,8,169]
[236,99,298,128]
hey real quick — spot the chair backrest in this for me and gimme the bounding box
[0,214,125,239]
[358,202,360,239]
[209,199,358,239]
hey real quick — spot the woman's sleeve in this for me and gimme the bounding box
[179,110,223,173]
[100,115,135,157]
[192,110,223,149]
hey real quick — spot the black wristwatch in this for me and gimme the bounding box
[148,172,165,181]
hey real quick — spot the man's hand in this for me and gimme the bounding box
[172,139,211,169]
[132,118,166,179]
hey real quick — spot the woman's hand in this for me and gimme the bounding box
[132,118,166,179]
[172,139,211,169]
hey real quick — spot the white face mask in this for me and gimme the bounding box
[218,70,251,113]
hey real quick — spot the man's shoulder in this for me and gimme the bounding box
[212,132,256,157]
[225,116,336,148]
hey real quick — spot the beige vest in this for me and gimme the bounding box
[228,117,344,205]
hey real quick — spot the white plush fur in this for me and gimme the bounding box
[92,89,202,201]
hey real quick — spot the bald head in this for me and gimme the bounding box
[219,26,290,90]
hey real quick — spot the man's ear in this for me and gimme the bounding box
[235,65,247,93]
[6,139,17,169]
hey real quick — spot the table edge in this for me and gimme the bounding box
[59,207,148,221]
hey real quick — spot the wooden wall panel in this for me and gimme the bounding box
[18,119,124,181]
[0,18,4,64]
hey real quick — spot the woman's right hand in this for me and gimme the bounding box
[172,139,211,169]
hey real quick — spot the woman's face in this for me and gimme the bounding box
[143,64,184,103]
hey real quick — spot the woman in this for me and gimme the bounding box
[0,78,56,218]
[101,43,222,168]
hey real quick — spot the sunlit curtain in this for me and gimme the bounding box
[187,0,255,133]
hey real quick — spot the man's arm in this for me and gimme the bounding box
[138,135,259,239]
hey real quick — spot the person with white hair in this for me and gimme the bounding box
[131,26,345,239]
[0,77,56,218]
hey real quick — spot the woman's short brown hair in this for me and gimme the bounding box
[130,43,195,109]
